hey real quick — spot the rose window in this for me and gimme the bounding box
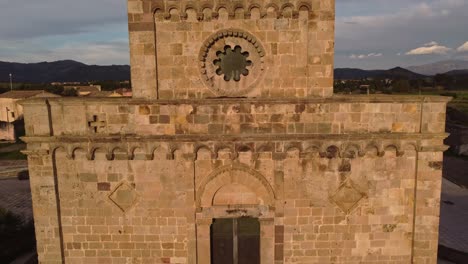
[213,45,252,82]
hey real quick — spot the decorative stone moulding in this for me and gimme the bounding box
[199,29,266,96]
[108,181,139,213]
[48,139,420,161]
[87,114,107,133]
[330,178,366,214]
[151,1,312,21]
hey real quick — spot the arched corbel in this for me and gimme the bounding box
[320,145,340,159]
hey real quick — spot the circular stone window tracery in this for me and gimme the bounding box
[199,29,266,97]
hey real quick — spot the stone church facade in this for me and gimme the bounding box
[22,0,449,263]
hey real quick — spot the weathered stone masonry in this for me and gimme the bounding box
[21,1,449,263]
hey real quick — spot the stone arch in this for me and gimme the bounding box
[88,146,108,160]
[256,142,274,153]
[110,146,127,160]
[236,143,254,153]
[365,142,383,157]
[183,6,198,21]
[402,142,419,152]
[214,143,236,159]
[280,3,296,18]
[297,1,312,19]
[285,145,301,159]
[233,4,245,19]
[196,164,275,209]
[321,145,340,159]
[50,145,69,159]
[247,3,262,19]
[165,6,180,20]
[383,143,405,157]
[298,2,312,12]
[152,5,164,21]
[236,144,255,162]
[166,144,180,160]
[71,146,86,160]
[201,6,214,20]
[304,142,321,153]
[52,146,67,159]
[194,144,214,160]
[265,3,280,18]
[342,143,363,158]
[285,142,303,153]
[130,146,147,160]
[217,6,229,20]
[151,145,167,160]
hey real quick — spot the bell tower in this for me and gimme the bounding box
[127,0,335,99]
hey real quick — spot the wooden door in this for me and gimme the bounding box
[211,218,260,264]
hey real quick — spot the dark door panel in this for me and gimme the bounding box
[211,218,260,264]
[211,219,234,264]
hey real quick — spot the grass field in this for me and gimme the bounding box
[413,90,468,115]
[446,90,468,115]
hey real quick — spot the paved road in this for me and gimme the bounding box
[0,143,26,153]
[439,178,468,254]
[0,160,28,179]
[0,177,33,221]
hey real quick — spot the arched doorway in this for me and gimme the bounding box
[195,164,276,264]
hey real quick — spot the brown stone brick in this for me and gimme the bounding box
[79,173,97,182]
[158,115,171,124]
[97,182,111,191]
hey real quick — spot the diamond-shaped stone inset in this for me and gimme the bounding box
[109,182,138,212]
[331,180,365,214]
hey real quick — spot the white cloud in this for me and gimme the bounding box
[0,0,127,39]
[424,41,439,46]
[350,53,383,59]
[335,0,468,68]
[406,43,452,55]
[457,41,468,52]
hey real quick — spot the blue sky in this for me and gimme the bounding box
[0,0,467,69]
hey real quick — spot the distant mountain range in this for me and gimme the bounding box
[407,60,468,76]
[0,60,130,83]
[335,60,468,80]
[0,59,467,83]
[334,67,427,80]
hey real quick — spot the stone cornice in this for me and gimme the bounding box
[21,133,449,143]
[130,0,323,21]
[19,95,452,106]
[20,133,448,160]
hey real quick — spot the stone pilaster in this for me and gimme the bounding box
[412,151,444,264]
[196,218,212,264]
[128,0,158,99]
[26,151,64,264]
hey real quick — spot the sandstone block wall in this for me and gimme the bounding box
[127,0,335,99]
[23,96,447,137]
[21,96,448,264]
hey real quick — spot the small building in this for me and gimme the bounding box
[0,90,59,141]
[83,91,115,98]
[63,85,102,96]
[114,88,132,97]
